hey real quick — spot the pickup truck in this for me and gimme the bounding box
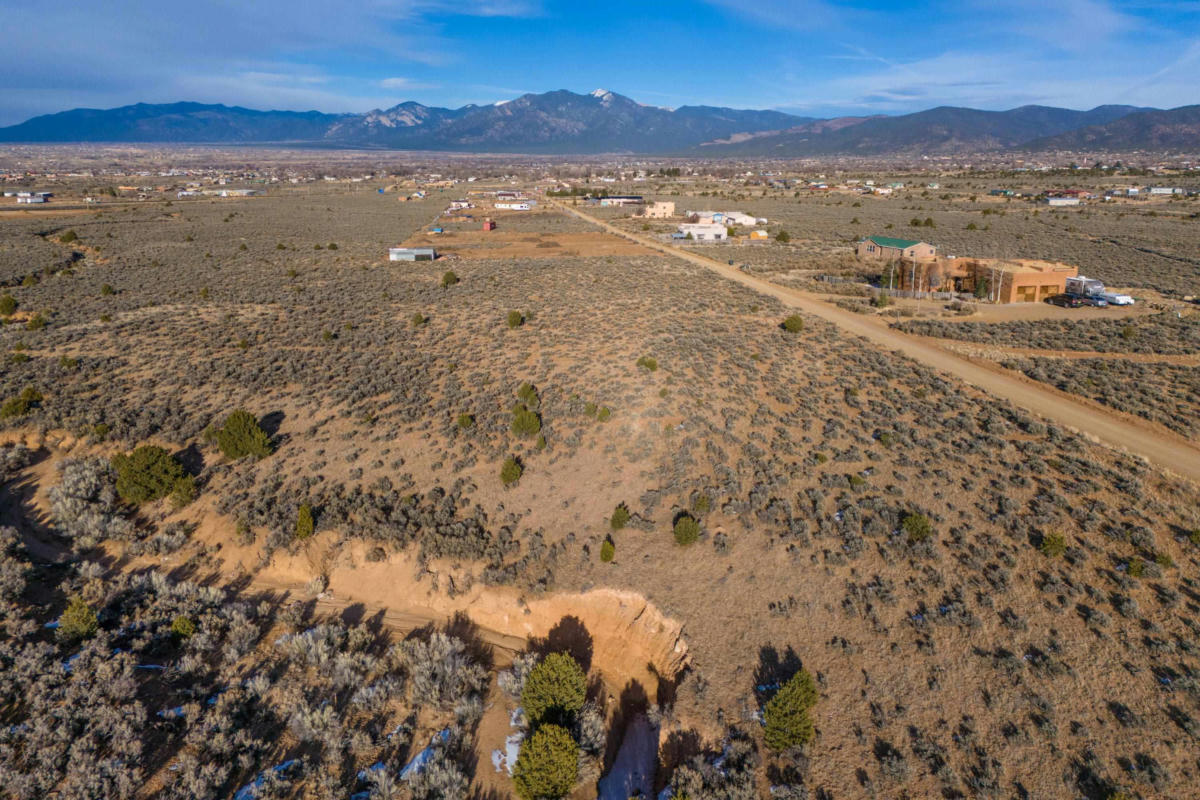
[1100,292,1135,306]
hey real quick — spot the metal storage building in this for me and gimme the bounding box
[388,247,437,262]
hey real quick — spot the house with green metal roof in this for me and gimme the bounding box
[856,236,937,262]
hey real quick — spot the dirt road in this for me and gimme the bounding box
[552,200,1200,484]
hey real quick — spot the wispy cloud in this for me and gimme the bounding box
[380,77,440,90]
[701,0,844,30]
[969,0,1134,51]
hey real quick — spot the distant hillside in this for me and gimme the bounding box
[0,91,1191,154]
[1023,105,1200,151]
[0,102,346,144]
[695,105,1155,156]
[0,91,808,154]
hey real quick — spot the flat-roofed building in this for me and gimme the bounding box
[388,247,437,262]
[891,256,1078,303]
[678,223,727,241]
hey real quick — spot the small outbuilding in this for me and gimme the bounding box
[388,247,437,262]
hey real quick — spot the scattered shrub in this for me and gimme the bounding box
[111,445,191,506]
[513,724,578,800]
[507,310,525,329]
[0,295,17,316]
[600,538,615,562]
[25,313,46,331]
[674,514,700,546]
[441,271,459,288]
[902,512,933,544]
[610,504,630,531]
[1,387,43,419]
[1040,531,1067,558]
[522,652,587,727]
[511,405,542,438]
[209,409,273,460]
[596,407,612,422]
[501,456,523,486]
[59,230,78,244]
[170,615,197,639]
[58,596,98,642]
[764,668,818,751]
[411,312,428,327]
[636,355,658,371]
[295,504,315,540]
[782,315,804,333]
[101,284,115,296]
[775,230,790,243]
[457,413,474,429]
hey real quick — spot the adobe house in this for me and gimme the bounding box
[891,257,1078,303]
[856,236,937,262]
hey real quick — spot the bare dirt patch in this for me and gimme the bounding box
[403,230,656,259]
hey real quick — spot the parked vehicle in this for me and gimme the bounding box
[1068,292,1108,307]
[1046,294,1085,308]
[1100,292,1135,306]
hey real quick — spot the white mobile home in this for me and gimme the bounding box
[495,202,531,210]
[678,223,728,241]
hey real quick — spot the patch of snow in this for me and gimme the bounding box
[400,728,451,780]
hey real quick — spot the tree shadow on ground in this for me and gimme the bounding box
[445,610,495,672]
[529,614,593,673]
[173,442,205,476]
[656,728,702,793]
[753,644,803,705]
[259,410,286,438]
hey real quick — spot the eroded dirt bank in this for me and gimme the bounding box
[1,430,690,697]
[253,541,690,695]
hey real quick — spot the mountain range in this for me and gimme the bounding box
[0,89,1196,155]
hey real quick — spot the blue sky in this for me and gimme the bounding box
[1,0,1198,125]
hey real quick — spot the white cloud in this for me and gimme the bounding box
[0,0,540,123]
[969,0,1134,51]
[776,46,1199,114]
[380,77,440,90]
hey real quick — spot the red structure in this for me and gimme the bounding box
[482,219,496,231]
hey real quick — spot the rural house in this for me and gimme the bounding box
[677,223,728,241]
[644,201,675,218]
[888,256,1078,303]
[856,236,937,261]
[599,195,644,207]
